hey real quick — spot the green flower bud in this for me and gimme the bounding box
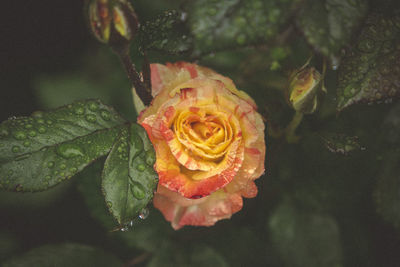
[287,66,323,114]
[87,0,139,46]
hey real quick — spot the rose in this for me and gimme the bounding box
[138,62,265,229]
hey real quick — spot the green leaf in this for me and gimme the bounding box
[337,12,400,111]
[138,10,194,55]
[297,0,368,61]
[186,0,300,53]
[2,243,122,267]
[319,133,364,155]
[0,99,125,192]
[102,123,158,226]
[148,242,228,267]
[268,198,344,267]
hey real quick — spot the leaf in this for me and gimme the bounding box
[186,0,300,53]
[132,87,146,115]
[138,10,194,55]
[337,12,400,111]
[2,243,122,267]
[0,99,125,192]
[102,123,158,226]
[148,242,228,267]
[319,132,365,155]
[268,198,344,267]
[296,0,368,61]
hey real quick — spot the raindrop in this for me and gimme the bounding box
[28,130,37,137]
[46,120,53,125]
[136,164,146,172]
[47,161,55,168]
[100,109,111,121]
[60,163,66,170]
[56,143,85,159]
[13,131,27,140]
[88,101,99,111]
[138,208,149,220]
[23,140,31,147]
[25,124,33,129]
[120,226,129,232]
[36,118,45,124]
[145,150,155,166]
[45,175,51,180]
[132,184,146,199]
[85,114,97,123]
[12,146,20,153]
[74,106,85,115]
[106,201,112,208]
[38,126,47,134]
[180,12,187,21]
[70,167,77,172]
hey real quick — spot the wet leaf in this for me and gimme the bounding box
[268,198,344,267]
[138,10,193,55]
[319,133,364,155]
[102,123,158,226]
[2,243,122,267]
[0,99,125,192]
[186,0,300,54]
[297,0,368,61]
[337,12,400,111]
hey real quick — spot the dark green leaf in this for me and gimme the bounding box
[319,133,364,155]
[102,123,158,226]
[0,99,125,192]
[268,198,343,267]
[148,242,228,267]
[297,0,368,61]
[337,12,400,111]
[186,0,299,53]
[138,10,194,54]
[2,243,122,267]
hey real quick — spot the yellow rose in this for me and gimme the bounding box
[138,62,265,229]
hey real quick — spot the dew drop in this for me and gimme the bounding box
[70,167,77,172]
[138,208,149,220]
[12,146,20,153]
[88,101,99,111]
[60,163,66,170]
[23,140,31,147]
[13,131,27,140]
[47,161,55,168]
[46,120,53,125]
[36,118,45,124]
[25,124,33,129]
[38,126,47,134]
[74,106,85,115]
[85,114,97,123]
[28,130,37,137]
[56,143,85,158]
[120,226,129,232]
[136,164,146,172]
[132,184,146,199]
[100,109,111,121]
[145,150,155,166]
[45,175,51,180]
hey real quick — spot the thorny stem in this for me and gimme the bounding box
[285,111,304,143]
[118,52,153,106]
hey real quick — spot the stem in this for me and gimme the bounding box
[118,52,153,106]
[285,111,304,143]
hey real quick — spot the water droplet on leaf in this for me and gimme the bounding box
[85,114,97,123]
[138,208,149,220]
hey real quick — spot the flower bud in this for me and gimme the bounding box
[87,0,139,46]
[287,66,323,114]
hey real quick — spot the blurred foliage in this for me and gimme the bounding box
[1,0,400,266]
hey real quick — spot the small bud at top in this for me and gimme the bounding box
[87,0,139,47]
[287,65,323,114]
